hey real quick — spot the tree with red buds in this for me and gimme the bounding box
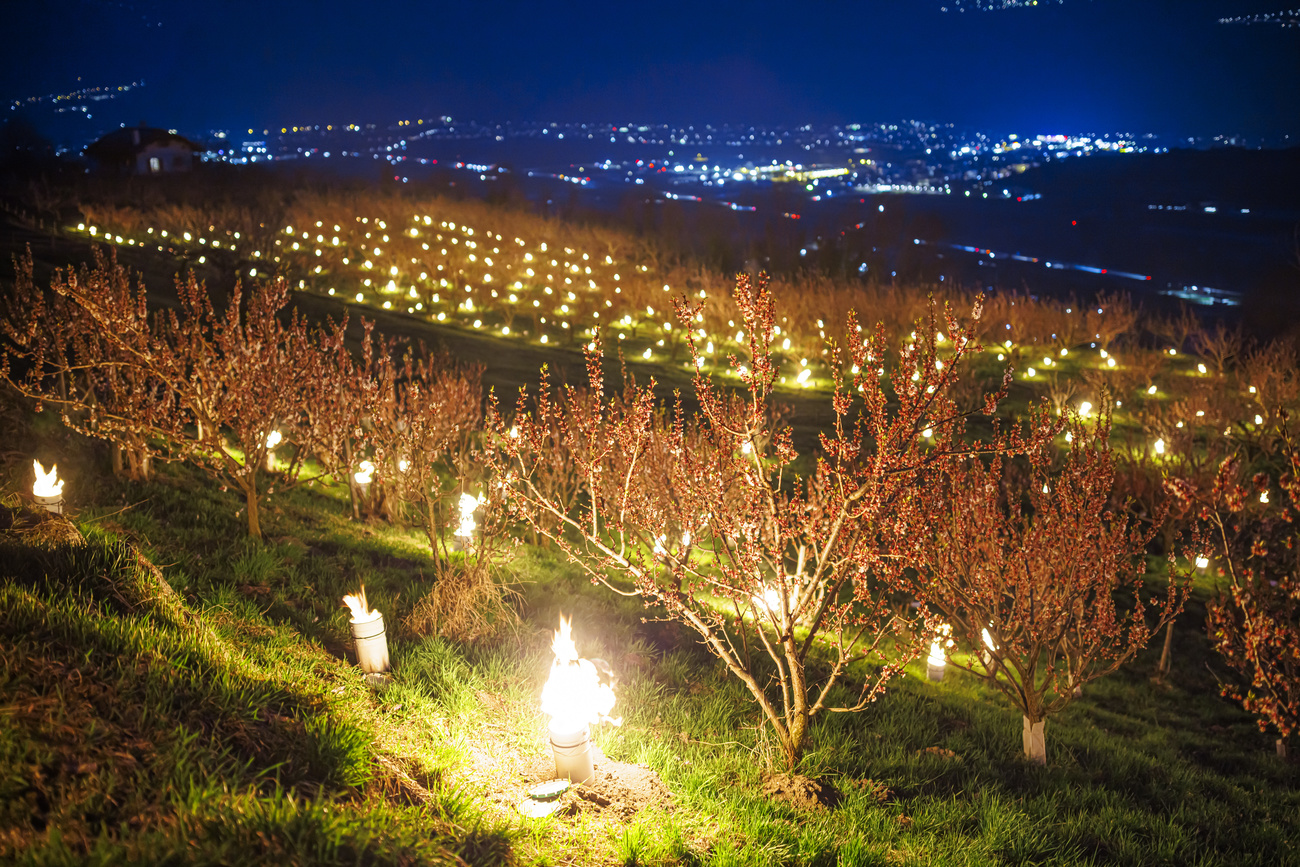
[492,273,1047,769]
[1205,413,1300,757]
[910,410,1193,764]
[2,249,358,539]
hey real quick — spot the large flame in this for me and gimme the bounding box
[342,585,380,624]
[752,580,798,618]
[540,615,618,735]
[353,460,375,485]
[928,623,953,668]
[32,460,64,498]
[454,491,486,539]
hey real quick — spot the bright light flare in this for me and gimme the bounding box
[928,625,952,668]
[540,615,619,734]
[354,460,375,485]
[454,491,486,539]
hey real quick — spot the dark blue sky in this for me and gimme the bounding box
[4,0,1298,138]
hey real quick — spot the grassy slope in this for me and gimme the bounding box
[2,411,1297,866]
[1,206,1298,865]
[0,459,515,863]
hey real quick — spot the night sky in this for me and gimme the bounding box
[3,0,1298,138]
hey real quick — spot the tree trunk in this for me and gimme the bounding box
[244,485,262,539]
[1023,715,1046,765]
[343,438,361,521]
[111,445,124,478]
[1157,618,1175,678]
[1278,738,1288,759]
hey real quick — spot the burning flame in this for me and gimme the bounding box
[342,585,380,624]
[32,460,64,498]
[540,615,619,736]
[454,491,486,539]
[928,623,953,668]
[753,581,799,618]
[354,460,375,485]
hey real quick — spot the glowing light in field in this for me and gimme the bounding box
[454,491,486,540]
[541,615,619,737]
[354,460,375,485]
[32,460,64,498]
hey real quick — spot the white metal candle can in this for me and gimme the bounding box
[350,613,390,673]
[34,494,63,515]
[549,723,594,784]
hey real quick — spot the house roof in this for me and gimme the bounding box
[84,126,200,161]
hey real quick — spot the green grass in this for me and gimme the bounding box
[2,417,1298,865]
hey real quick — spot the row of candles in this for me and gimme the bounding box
[75,217,1251,404]
[29,456,608,787]
[343,580,613,786]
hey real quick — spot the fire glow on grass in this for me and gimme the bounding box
[540,615,619,783]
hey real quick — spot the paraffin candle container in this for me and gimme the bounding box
[350,612,390,673]
[548,721,594,784]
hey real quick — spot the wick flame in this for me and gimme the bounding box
[342,585,379,623]
[32,460,64,498]
[541,615,619,734]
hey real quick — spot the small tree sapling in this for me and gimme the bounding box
[493,274,1046,769]
[912,411,1193,764]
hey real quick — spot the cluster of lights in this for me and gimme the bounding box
[1218,9,1300,28]
[940,1,1064,9]
[72,209,1269,418]
[72,212,842,387]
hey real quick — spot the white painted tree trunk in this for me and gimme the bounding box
[1023,716,1046,765]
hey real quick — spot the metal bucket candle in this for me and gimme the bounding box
[540,615,619,784]
[32,460,65,514]
[343,586,390,673]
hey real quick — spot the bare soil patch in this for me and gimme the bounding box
[760,773,842,812]
[464,739,671,823]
